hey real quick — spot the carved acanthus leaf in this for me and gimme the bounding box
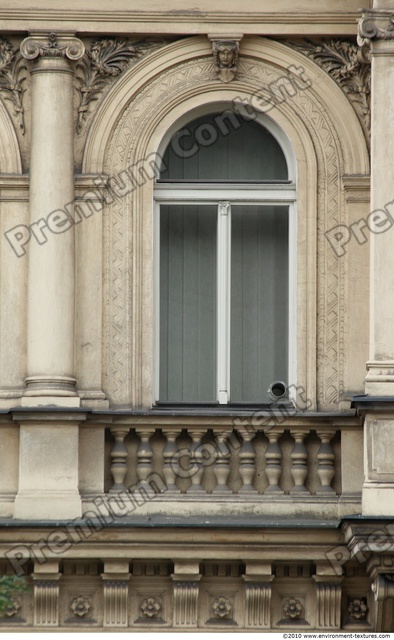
[0,38,28,134]
[75,38,167,133]
[287,39,371,139]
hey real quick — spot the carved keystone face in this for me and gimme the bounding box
[217,45,235,68]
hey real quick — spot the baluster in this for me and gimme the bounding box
[290,430,309,493]
[212,429,231,493]
[316,430,336,494]
[264,431,284,493]
[110,427,130,492]
[238,428,257,493]
[136,428,155,487]
[187,428,206,493]
[162,429,179,492]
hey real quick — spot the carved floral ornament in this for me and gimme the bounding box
[140,596,162,618]
[75,38,168,132]
[5,596,21,618]
[347,597,368,621]
[287,39,371,137]
[0,38,27,134]
[283,597,303,619]
[212,595,232,618]
[70,595,91,617]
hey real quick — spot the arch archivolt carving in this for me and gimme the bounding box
[82,36,369,409]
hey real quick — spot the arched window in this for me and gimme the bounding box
[154,110,296,405]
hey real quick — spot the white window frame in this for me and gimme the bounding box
[153,182,297,405]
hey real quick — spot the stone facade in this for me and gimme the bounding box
[0,0,393,632]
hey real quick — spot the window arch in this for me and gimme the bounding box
[154,107,297,405]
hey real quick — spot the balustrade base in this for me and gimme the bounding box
[81,494,360,522]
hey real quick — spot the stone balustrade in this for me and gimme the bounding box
[92,415,364,518]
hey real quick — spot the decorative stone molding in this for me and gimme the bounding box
[347,597,368,621]
[0,38,27,134]
[70,595,91,617]
[20,32,85,61]
[287,39,370,139]
[283,597,303,619]
[75,38,167,133]
[210,39,240,82]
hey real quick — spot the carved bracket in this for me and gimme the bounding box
[287,39,371,141]
[0,38,28,134]
[75,38,168,133]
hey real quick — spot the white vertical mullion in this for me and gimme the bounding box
[217,201,231,404]
[288,201,297,403]
[153,201,161,403]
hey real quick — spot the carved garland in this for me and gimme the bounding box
[287,40,371,141]
[0,38,27,134]
[103,55,345,408]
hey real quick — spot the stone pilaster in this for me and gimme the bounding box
[20,32,84,406]
[357,8,394,515]
[358,10,394,395]
[171,561,201,627]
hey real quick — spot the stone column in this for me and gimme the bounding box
[20,32,84,406]
[357,7,394,515]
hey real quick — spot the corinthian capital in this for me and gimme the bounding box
[21,32,85,61]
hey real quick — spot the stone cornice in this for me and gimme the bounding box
[0,10,362,37]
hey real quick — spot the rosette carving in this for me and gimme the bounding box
[283,597,303,619]
[140,596,161,618]
[70,595,91,617]
[5,596,21,617]
[348,597,368,621]
[212,596,232,618]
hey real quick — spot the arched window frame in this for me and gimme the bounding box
[153,106,297,406]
